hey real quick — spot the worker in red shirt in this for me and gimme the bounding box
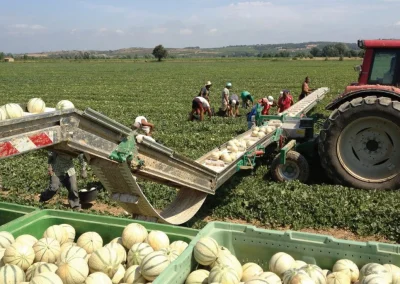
[259,98,273,115]
[277,90,294,113]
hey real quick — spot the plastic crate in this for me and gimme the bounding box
[0,202,37,227]
[0,209,199,245]
[158,221,400,284]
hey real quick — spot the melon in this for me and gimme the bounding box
[0,232,14,249]
[85,272,112,284]
[140,251,170,281]
[332,259,359,282]
[193,237,220,266]
[123,265,146,284]
[145,230,170,251]
[30,272,63,284]
[77,232,103,254]
[220,152,232,163]
[269,252,295,277]
[253,127,260,132]
[2,104,23,119]
[127,242,154,266]
[59,245,87,262]
[185,269,209,284]
[3,242,35,270]
[228,145,239,153]
[0,264,25,284]
[60,224,76,243]
[265,126,274,133]
[15,235,37,247]
[33,263,58,276]
[300,264,326,284]
[359,263,391,282]
[245,279,279,284]
[241,262,263,282]
[251,131,259,137]
[88,247,120,277]
[109,237,123,246]
[169,240,188,255]
[0,107,7,121]
[26,263,45,281]
[246,140,256,147]
[360,274,389,284]
[212,252,243,280]
[210,151,221,161]
[292,260,308,269]
[111,264,125,284]
[56,100,75,110]
[43,225,69,246]
[208,264,240,284]
[326,272,351,284]
[121,223,148,249]
[257,271,281,283]
[33,238,61,263]
[104,242,127,264]
[322,270,332,277]
[384,264,400,283]
[282,269,310,284]
[27,98,46,114]
[60,242,76,255]
[160,247,179,263]
[257,132,266,138]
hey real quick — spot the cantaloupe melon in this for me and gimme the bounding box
[292,260,307,269]
[60,224,76,243]
[56,100,75,110]
[43,225,69,246]
[3,104,23,119]
[322,270,332,278]
[212,252,242,280]
[185,269,209,284]
[109,237,123,246]
[208,264,240,284]
[88,247,120,278]
[384,264,400,283]
[111,264,125,284]
[104,242,127,264]
[332,259,359,282]
[169,240,188,255]
[269,252,295,277]
[0,232,14,249]
[140,251,170,281]
[257,131,266,138]
[15,235,37,247]
[193,237,220,266]
[300,264,326,284]
[27,98,46,114]
[77,232,103,254]
[359,263,390,283]
[210,151,221,161]
[360,274,388,284]
[123,265,146,284]
[326,272,351,284]
[246,140,256,147]
[257,271,281,283]
[251,131,259,137]
[160,247,179,263]
[33,263,58,277]
[121,223,148,249]
[0,107,7,121]
[127,242,154,266]
[59,245,87,262]
[85,272,112,284]
[3,242,35,270]
[145,230,170,251]
[0,264,25,284]
[59,242,76,256]
[241,262,263,282]
[220,152,232,163]
[228,145,239,153]
[30,272,63,284]
[245,278,279,284]
[282,269,310,283]
[26,263,45,281]
[33,238,61,263]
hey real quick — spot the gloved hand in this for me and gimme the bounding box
[81,169,87,179]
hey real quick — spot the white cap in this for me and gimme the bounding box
[279,91,283,95]
[268,96,274,102]
[133,122,141,129]
[206,81,212,86]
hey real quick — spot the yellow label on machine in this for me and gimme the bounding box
[296,129,305,135]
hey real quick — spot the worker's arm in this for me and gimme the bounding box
[47,152,55,176]
[199,109,204,121]
[141,119,154,130]
[78,154,87,178]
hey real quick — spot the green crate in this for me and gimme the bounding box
[159,221,400,284]
[0,202,37,227]
[0,209,198,245]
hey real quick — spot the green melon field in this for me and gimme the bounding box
[1,58,400,242]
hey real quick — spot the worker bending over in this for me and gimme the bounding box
[220,82,232,116]
[259,98,273,115]
[278,90,294,113]
[132,116,154,136]
[228,93,240,117]
[241,91,254,109]
[190,96,212,121]
[299,76,313,100]
[199,81,212,102]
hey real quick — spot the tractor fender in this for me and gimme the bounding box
[326,88,400,110]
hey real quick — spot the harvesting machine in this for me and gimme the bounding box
[0,39,398,225]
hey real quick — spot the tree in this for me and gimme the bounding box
[334,43,348,56]
[0,52,4,61]
[310,47,321,57]
[152,44,168,61]
[83,52,90,60]
[322,45,339,57]
[23,54,28,60]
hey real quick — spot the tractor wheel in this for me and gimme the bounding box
[318,96,400,190]
[271,150,309,182]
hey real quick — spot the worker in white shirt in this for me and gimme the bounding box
[132,116,154,136]
[220,82,232,117]
[190,96,212,121]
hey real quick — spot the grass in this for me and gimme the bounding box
[1,58,400,242]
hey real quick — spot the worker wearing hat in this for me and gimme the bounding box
[259,97,273,115]
[277,90,294,113]
[132,116,155,136]
[199,81,212,102]
[221,82,232,116]
[267,96,276,107]
[228,93,240,117]
[241,91,254,109]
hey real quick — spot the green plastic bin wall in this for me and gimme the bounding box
[159,221,400,284]
[0,202,37,227]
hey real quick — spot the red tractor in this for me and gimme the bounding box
[319,39,400,190]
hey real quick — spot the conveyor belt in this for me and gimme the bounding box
[282,87,329,116]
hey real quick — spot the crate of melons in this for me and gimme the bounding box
[0,209,198,284]
[158,221,400,284]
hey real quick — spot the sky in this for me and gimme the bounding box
[0,0,400,53]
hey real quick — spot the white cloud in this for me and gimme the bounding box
[208,28,217,34]
[12,24,46,30]
[150,27,168,34]
[115,29,124,35]
[180,28,192,35]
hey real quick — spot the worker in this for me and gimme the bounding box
[246,104,258,129]
[277,90,294,113]
[228,93,240,117]
[299,76,313,100]
[199,81,212,102]
[241,91,254,109]
[220,82,232,117]
[259,98,273,115]
[132,116,154,136]
[39,151,87,210]
[268,96,276,108]
[190,96,212,121]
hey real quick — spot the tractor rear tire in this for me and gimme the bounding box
[318,96,400,190]
[271,150,309,183]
